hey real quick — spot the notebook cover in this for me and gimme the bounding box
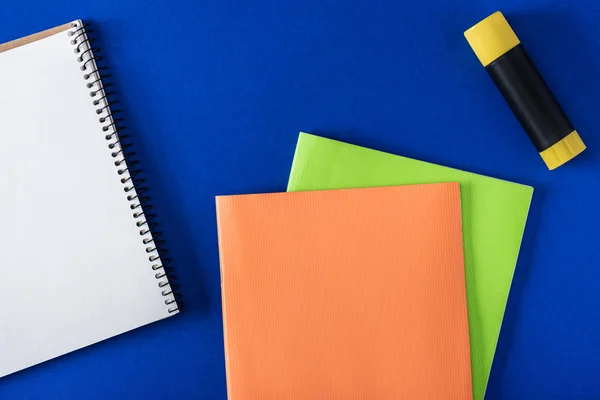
[216,183,472,400]
[0,22,71,53]
[287,132,533,400]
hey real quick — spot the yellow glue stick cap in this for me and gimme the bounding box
[464,11,520,67]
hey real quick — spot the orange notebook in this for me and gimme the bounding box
[216,183,472,399]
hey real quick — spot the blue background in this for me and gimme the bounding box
[1,0,599,399]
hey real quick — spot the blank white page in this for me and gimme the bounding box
[0,21,177,378]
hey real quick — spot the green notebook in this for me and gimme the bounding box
[287,132,533,400]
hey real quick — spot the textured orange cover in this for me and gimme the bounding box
[216,183,472,400]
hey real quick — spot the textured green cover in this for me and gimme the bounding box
[287,133,533,400]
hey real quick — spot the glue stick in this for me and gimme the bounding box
[465,11,586,170]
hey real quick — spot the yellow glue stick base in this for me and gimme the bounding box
[540,131,586,170]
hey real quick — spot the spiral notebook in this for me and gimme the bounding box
[0,21,180,378]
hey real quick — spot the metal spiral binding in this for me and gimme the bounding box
[68,21,182,313]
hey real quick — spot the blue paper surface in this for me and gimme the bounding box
[1,1,600,399]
